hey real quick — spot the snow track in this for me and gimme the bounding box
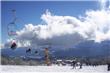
[0,65,109,73]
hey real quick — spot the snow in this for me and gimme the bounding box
[0,65,109,73]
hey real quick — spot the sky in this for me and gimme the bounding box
[1,0,110,49]
[1,1,99,44]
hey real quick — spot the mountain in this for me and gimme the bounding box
[1,40,110,59]
[1,47,44,60]
[54,40,110,58]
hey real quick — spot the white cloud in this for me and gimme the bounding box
[83,10,110,42]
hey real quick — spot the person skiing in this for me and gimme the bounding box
[79,62,82,69]
[72,60,76,69]
[108,63,110,71]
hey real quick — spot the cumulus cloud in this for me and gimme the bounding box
[4,0,110,49]
[83,10,110,42]
[15,10,86,48]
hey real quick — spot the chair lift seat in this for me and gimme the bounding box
[11,42,17,50]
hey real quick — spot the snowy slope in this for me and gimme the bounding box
[0,65,109,73]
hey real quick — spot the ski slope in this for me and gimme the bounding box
[0,65,109,73]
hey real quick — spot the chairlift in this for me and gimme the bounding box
[10,42,17,50]
[35,50,38,54]
[26,48,31,53]
[7,10,17,50]
[7,9,25,50]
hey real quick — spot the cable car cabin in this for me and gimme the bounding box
[10,42,17,50]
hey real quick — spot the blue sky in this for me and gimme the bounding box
[1,1,99,44]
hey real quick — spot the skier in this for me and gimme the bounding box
[108,63,110,71]
[72,60,76,69]
[79,62,82,69]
